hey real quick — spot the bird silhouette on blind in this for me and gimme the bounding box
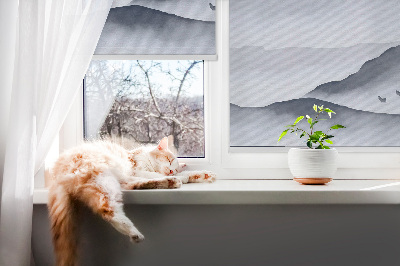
[378,96,386,103]
[209,3,215,10]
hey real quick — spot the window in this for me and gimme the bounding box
[57,0,400,182]
[230,0,400,148]
[83,60,205,158]
[78,0,216,159]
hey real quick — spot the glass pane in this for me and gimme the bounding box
[230,0,400,147]
[84,60,204,158]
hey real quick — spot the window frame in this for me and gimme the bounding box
[58,0,400,181]
[82,59,208,159]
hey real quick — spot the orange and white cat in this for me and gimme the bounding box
[48,137,216,266]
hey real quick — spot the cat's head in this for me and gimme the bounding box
[149,137,180,176]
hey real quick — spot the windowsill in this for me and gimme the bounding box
[33,179,400,205]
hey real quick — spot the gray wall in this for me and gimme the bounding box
[33,205,400,266]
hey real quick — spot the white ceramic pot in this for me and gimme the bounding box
[288,148,338,184]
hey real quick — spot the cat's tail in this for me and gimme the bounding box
[48,183,78,266]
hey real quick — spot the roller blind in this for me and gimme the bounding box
[230,0,400,147]
[95,0,216,59]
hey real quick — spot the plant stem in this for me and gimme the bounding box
[311,110,322,135]
[294,127,310,137]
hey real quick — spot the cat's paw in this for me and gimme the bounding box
[177,163,187,173]
[130,232,145,243]
[166,177,182,189]
[203,171,217,183]
[187,171,217,183]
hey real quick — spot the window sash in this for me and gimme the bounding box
[56,0,400,181]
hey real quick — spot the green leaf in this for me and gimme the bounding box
[324,108,336,118]
[313,104,318,112]
[307,139,313,148]
[330,124,346,129]
[277,129,289,142]
[325,139,333,144]
[316,145,323,149]
[321,135,334,140]
[293,116,304,125]
[310,132,320,141]
[316,143,330,149]
[300,132,306,138]
[324,108,336,114]
[310,121,319,128]
[285,124,294,128]
[307,117,313,126]
[314,131,324,137]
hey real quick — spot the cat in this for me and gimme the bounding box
[48,137,216,266]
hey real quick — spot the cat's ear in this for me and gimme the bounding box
[167,135,178,155]
[157,137,168,151]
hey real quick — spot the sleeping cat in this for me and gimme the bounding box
[48,137,216,266]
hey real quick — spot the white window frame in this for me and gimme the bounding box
[58,0,400,181]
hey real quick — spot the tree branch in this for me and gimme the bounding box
[174,60,201,115]
[137,60,162,116]
[126,107,204,130]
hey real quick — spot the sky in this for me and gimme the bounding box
[89,60,204,97]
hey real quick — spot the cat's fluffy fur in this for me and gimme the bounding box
[48,137,216,266]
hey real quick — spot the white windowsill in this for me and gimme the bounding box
[33,179,400,205]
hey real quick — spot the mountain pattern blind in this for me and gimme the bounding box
[95,0,216,55]
[230,0,400,147]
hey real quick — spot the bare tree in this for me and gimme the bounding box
[85,60,204,157]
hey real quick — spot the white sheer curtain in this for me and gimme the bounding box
[0,0,113,265]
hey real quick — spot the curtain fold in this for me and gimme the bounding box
[0,0,112,265]
[0,0,18,198]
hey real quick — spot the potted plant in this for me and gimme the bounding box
[278,104,345,185]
